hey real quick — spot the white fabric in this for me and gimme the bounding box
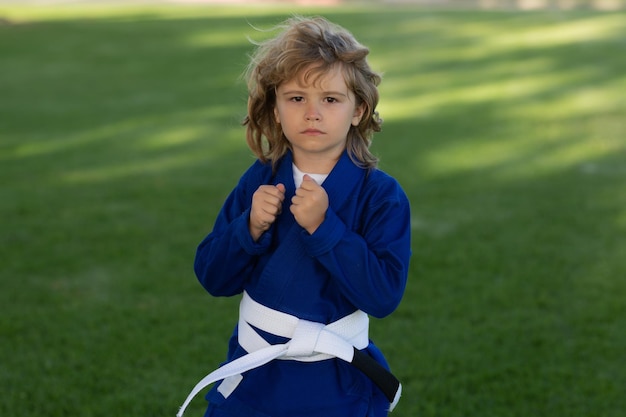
[293,163,328,188]
[239,290,369,362]
[216,373,242,398]
[176,291,369,417]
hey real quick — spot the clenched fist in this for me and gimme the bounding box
[290,174,329,235]
[249,183,286,241]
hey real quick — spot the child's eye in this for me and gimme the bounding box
[325,97,338,103]
[290,96,304,102]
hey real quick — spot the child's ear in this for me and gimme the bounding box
[274,107,280,124]
[352,103,366,126]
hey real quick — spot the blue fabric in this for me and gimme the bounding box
[194,150,411,417]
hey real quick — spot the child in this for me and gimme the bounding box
[178,15,411,417]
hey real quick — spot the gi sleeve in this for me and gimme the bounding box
[301,177,411,318]
[194,162,273,297]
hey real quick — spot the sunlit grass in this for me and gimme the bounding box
[184,29,253,47]
[381,71,563,116]
[372,10,625,187]
[487,12,626,47]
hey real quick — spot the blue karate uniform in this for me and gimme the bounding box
[194,150,411,417]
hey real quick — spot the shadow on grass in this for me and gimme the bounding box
[1,6,625,417]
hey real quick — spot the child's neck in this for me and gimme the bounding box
[292,153,339,175]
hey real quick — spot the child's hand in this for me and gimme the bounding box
[249,183,286,241]
[290,175,328,235]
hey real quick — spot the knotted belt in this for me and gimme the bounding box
[177,291,401,416]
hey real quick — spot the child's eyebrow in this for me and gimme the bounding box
[323,91,349,97]
[281,89,348,97]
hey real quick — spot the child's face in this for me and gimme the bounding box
[274,64,365,170]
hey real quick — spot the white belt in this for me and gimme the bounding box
[239,290,369,361]
[177,291,400,417]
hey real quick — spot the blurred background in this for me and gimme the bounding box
[1,1,625,416]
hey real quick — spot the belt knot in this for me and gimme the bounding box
[286,319,325,357]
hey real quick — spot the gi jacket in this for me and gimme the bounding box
[194,150,411,417]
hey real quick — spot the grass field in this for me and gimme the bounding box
[1,3,625,417]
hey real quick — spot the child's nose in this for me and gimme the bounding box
[305,104,321,121]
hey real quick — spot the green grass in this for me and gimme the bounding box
[1,4,625,417]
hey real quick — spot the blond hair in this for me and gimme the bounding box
[243,16,382,170]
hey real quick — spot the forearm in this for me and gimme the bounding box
[301,206,411,318]
[195,209,271,296]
